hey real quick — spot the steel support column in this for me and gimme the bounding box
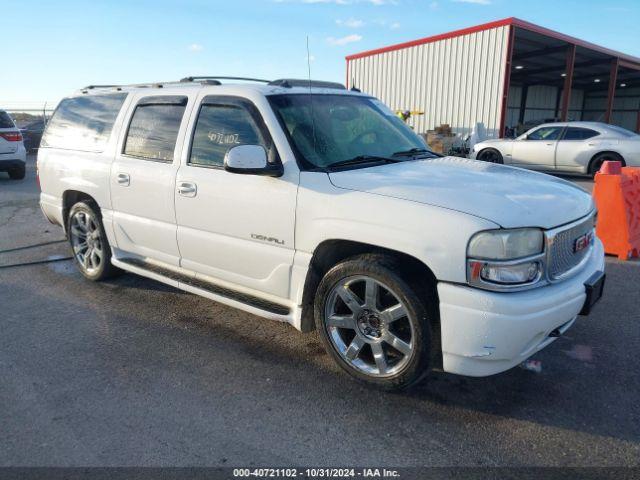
[499,25,515,138]
[605,58,619,124]
[560,44,576,121]
[518,84,529,125]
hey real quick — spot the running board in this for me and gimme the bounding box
[116,257,291,317]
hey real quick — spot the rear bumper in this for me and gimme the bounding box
[437,238,605,377]
[0,155,26,171]
[0,144,27,164]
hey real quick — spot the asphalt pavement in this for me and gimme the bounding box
[1,156,639,467]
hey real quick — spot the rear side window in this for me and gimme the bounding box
[0,111,15,128]
[123,97,187,162]
[563,127,599,140]
[41,94,127,151]
[190,104,265,168]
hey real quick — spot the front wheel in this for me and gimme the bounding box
[477,148,503,164]
[314,254,435,390]
[67,201,121,281]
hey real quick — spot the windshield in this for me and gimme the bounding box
[269,94,429,169]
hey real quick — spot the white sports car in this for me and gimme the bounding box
[470,121,640,175]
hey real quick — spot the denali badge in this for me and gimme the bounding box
[573,231,594,253]
[251,234,284,245]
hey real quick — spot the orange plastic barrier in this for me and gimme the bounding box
[592,161,640,260]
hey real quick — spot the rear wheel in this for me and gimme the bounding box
[67,202,121,281]
[8,165,26,180]
[589,152,624,176]
[477,148,503,164]
[314,254,434,390]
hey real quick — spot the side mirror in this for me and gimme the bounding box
[223,145,283,177]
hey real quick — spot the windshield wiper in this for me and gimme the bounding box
[327,155,402,171]
[391,148,439,158]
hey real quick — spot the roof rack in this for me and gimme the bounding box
[80,76,347,93]
[180,76,271,84]
[81,80,186,92]
[268,79,346,90]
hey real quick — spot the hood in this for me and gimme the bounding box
[328,157,594,229]
[480,138,512,144]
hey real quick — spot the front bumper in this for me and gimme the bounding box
[437,238,605,377]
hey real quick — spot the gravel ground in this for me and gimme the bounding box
[1,156,638,467]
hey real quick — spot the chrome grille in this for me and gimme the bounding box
[547,214,596,280]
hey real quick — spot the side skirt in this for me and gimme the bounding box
[111,256,295,323]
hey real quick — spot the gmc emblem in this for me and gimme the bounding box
[573,231,594,253]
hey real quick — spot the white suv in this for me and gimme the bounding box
[0,109,27,180]
[38,77,605,389]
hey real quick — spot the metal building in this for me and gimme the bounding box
[346,18,640,138]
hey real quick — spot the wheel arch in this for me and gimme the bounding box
[299,239,441,360]
[588,150,625,173]
[62,190,100,234]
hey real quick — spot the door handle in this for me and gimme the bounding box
[546,143,554,146]
[177,182,197,197]
[116,173,130,186]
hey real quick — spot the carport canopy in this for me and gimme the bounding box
[505,18,640,135]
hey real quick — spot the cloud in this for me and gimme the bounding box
[326,34,363,46]
[451,0,491,4]
[305,54,316,63]
[187,43,204,52]
[429,1,439,9]
[336,18,365,28]
[373,19,402,29]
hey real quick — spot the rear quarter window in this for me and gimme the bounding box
[0,111,15,129]
[41,93,128,151]
[563,128,600,140]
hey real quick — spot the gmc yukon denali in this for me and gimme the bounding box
[38,77,605,389]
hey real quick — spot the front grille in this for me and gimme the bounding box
[547,214,596,280]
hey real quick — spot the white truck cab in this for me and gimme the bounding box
[38,77,605,389]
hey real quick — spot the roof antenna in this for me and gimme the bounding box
[306,36,318,159]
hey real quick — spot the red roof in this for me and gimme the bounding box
[345,17,640,68]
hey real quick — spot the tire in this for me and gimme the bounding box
[67,201,121,281]
[314,254,435,390]
[589,152,624,176]
[477,148,503,164]
[8,165,26,180]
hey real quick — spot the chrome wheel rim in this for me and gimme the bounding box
[324,276,415,377]
[70,211,104,274]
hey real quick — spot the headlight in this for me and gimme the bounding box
[468,228,543,259]
[467,228,545,290]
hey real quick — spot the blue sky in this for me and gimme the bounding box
[2,0,639,108]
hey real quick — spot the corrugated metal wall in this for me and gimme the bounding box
[347,26,510,137]
[506,85,585,127]
[582,87,640,130]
